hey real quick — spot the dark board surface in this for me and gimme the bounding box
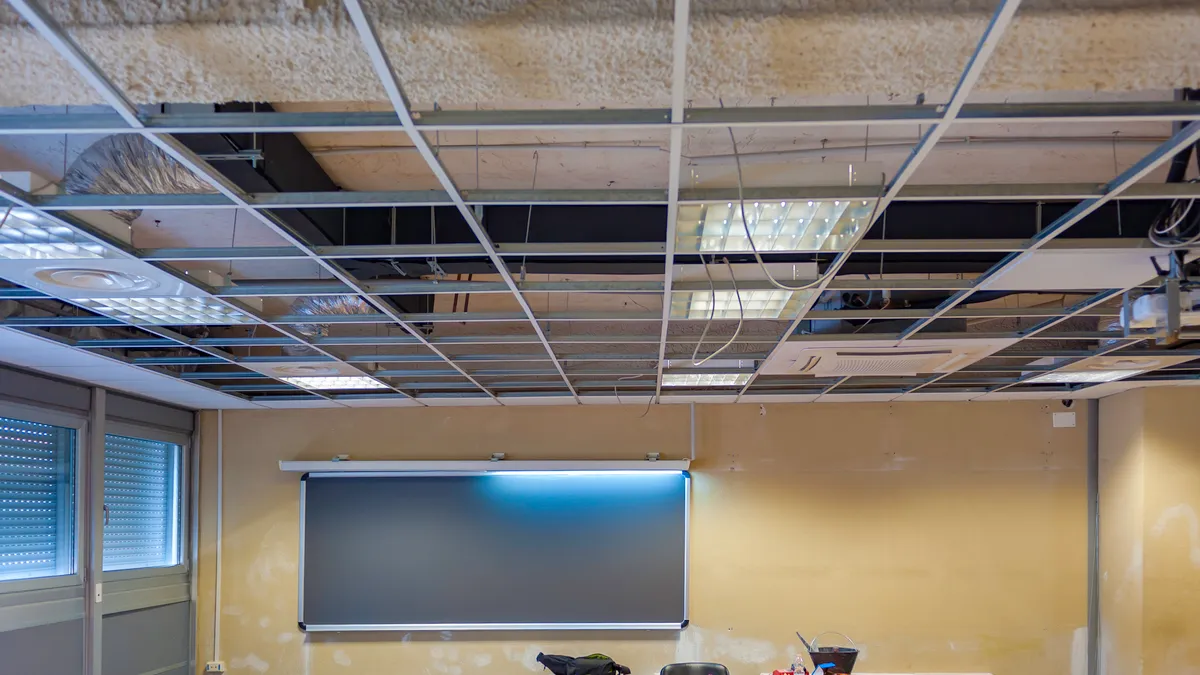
[300,472,688,629]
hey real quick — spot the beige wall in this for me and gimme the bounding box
[195,401,1088,675]
[1099,387,1200,675]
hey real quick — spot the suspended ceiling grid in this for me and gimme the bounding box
[0,0,1199,409]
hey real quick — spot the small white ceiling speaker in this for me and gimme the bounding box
[33,267,156,292]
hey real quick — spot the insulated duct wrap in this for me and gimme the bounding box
[64,135,216,224]
[284,295,374,356]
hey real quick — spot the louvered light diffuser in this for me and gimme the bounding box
[676,200,875,252]
[282,376,389,390]
[662,373,751,387]
[75,297,257,325]
[0,212,108,260]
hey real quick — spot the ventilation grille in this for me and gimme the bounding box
[795,349,959,376]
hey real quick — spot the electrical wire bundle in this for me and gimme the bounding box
[1149,177,1200,248]
[1150,115,1200,248]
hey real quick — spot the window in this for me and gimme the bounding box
[102,434,182,571]
[0,415,77,582]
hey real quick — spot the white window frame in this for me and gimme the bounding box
[99,421,190,582]
[0,400,86,595]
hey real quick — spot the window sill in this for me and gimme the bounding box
[101,564,187,583]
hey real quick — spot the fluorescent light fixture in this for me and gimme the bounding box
[675,200,875,252]
[664,358,755,370]
[662,373,751,387]
[0,213,108,260]
[282,376,389,390]
[671,289,816,319]
[76,297,257,325]
[1027,370,1143,384]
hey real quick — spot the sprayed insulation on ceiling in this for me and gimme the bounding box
[0,0,1198,106]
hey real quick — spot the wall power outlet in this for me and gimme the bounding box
[204,663,227,673]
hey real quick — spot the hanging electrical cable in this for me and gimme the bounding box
[1150,111,1200,249]
[725,126,885,291]
[690,255,745,366]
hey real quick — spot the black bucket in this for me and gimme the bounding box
[807,647,858,675]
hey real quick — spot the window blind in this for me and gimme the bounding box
[103,435,181,571]
[0,415,76,582]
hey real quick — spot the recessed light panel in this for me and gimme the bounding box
[0,214,108,260]
[662,373,751,387]
[282,376,389,390]
[1027,370,1143,384]
[676,200,875,252]
[670,289,815,319]
[76,297,257,325]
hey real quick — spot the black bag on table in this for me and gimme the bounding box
[537,652,632,675]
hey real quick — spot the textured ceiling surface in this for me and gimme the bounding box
[0,1,1199,106]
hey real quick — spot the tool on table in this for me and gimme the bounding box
[795,631,858,675]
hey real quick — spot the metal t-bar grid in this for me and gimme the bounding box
[652,0,692,401]
[0,178,344,402]
[895,120,1200,342]
[19,182,1200,210]
[2,101,1200,136]
[4,0,502,403]
[340,0,578,402]
[734,0,1025,401]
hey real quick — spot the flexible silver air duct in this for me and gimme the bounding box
[64,135,216,224]
[284,295,374,356]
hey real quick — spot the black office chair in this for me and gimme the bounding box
[660,663,731,675]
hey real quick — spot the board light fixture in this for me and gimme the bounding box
[301,622,686,632]
[279,460,691,473]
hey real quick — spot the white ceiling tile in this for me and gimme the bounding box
[817,393,899,403]
[896,391,982,401]
[983,249,1168,291]
[419,396,500,407]
[338,397,422,408]
[256,399,344,409]
[498,395,576,406]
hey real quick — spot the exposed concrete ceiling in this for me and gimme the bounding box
[1,1,1198,107]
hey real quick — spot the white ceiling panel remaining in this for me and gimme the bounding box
[497,395,576,406]
[0,327,260,410]
[817,393,898,403]
[338,397,422,408]
[0,257,210,299]
[737,394,821,404]
[420,396,499,407]
[983,249,1171,292]
[895,391,981,402]
[254,399,343,409]
[579,395,653,406]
